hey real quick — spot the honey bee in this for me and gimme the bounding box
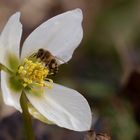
[34,49,60,75]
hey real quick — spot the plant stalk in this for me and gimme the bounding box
[20,91,35,140]
[0,63,12,74]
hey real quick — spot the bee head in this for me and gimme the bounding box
[37,49,44,58]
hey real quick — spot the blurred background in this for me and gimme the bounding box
[0,0,140,139]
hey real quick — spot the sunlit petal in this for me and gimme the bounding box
[1,71,22,111]
[21,9,83,64]
[28,103,54,124]
[25,83,92,131]
[0,12,22,67]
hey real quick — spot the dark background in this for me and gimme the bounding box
[0,0,140,139]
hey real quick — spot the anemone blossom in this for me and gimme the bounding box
[0,9,92,131]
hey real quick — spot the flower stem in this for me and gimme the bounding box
[20,91,35,140]
[0,63,12,74]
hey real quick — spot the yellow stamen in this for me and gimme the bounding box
[18,58,53,89]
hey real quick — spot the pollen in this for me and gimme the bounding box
[18,58,53,88]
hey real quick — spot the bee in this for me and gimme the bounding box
[34,49,60,75]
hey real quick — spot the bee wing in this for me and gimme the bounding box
[55,56,67,65]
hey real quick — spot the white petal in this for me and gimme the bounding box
[0,12,22,67]
[28,103,54,124]
[25,83,92,131]
[1,71,21,111]
[21,9,83,64]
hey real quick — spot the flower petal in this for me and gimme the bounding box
[21,9,83,64]
[25,83,92,131]
[28,103,54,124]
[0,12,22,67]
[1,71,22,111]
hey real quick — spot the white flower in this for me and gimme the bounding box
[0,9,92,131]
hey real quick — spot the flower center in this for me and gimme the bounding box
[18,58,53,88]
